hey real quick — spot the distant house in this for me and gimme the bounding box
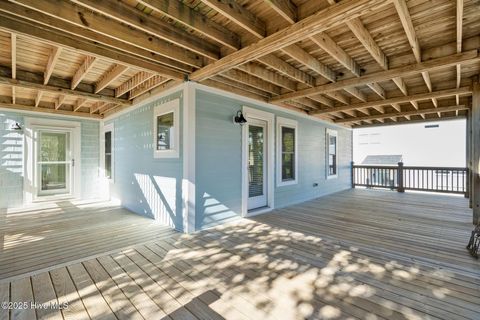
[361,155,403,166]
[361,155,403,188]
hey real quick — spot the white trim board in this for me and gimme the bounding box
[242,106,275,217]
[191,82,350,131]
[153,99,180,159]
[182,84,196,233]
[23,117,82,204]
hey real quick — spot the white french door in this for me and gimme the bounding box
[35,129,73,197]
[247,118,268,210]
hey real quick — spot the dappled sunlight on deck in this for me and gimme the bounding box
[1,189,479,319]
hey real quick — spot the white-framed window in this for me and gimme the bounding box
[153,99,180,158]
[103,123,114,181]
[326,128,338,179]
[276,117,298,186]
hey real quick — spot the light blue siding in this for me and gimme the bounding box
[195,90,352,230]
[106,91,185,231]
[0,111,101,208]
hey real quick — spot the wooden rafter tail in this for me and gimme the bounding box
[44,46,62,85]
[73,98,88,112]
[55,94,66,110]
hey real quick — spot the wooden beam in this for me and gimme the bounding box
[71,0,220,61]
[270,51,479,103]
[136,0,240,50]
[0,69,131,106]
[309,95,334,108]
[471,80,479,224]
[90,101,107,114]
[0,13,186,79]
[202,78,268,102]
[129,76,169,100]
[55,94,66,110]
[457,0,464,54]
[310,32,361,76]
[391,103,401,112]
[222,69,281,95]
[35,91,43,107]
[311,87,471,115]
[393,0,421,63]
[213,75,271,98]
[189,0,391,81]
[198,0,266,38]
[73,98,88,112]
[366,82,386,99]
[95,65,129,93]
[237,63,297,91]
[71,56,96,90]
[11,33,16,79]
[344,87,366,102]
[115,72,155,98]
[392,77,408,95]
[44,46,61,85]
[335,105,468,123]
[0,98,101,119]
[264,0,297,24]
[346,18,388,70]
[280,46,336,81]
[325,91,350,105]
[8,0,204,68]
[257,55,315,87]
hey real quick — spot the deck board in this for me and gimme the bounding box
[0,200,176,281]
[0,189,479,320]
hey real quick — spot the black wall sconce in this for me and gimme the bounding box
[233,110,247,125]
[10,122,22,131]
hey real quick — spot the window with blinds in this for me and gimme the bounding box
[326,129,337,178]
[277,117,298,186]
[281,127,295,181]
[104,131,112,179]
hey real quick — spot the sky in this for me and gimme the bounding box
[353,119,466,167]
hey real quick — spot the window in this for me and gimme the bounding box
[153,99,180,158]
[326,129,337,178]
[102,123,114,181]
[276,117,298,186]
[105,131,112,179]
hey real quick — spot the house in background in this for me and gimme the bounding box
[361,154,403,188]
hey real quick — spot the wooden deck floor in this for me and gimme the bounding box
[1,189,479,320]
[0,200,176,281]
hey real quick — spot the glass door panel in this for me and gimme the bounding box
[37,131,71,196]
[248,121,267,210]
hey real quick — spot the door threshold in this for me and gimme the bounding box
[246,206,272,217]
[33,194,75,203]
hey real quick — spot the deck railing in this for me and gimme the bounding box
[351,162,467,195]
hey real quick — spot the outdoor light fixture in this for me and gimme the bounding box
[233,110,247,125]
[10,122,22,131]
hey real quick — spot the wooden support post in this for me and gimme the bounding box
[351,161,355,188]
[469,110,473,208]
[466,110,471,199]
[472,79,480,224]
[397,161,405,192]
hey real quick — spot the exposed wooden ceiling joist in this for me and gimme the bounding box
[336,105,469,123]
[271,51,479,103]
[0,13,185,79]
[311,87,471,115]
[115,72,155,98]
[0,67,131,106]
[95,65,129,93]
[71,56,96,90]
[190,0,391,81]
